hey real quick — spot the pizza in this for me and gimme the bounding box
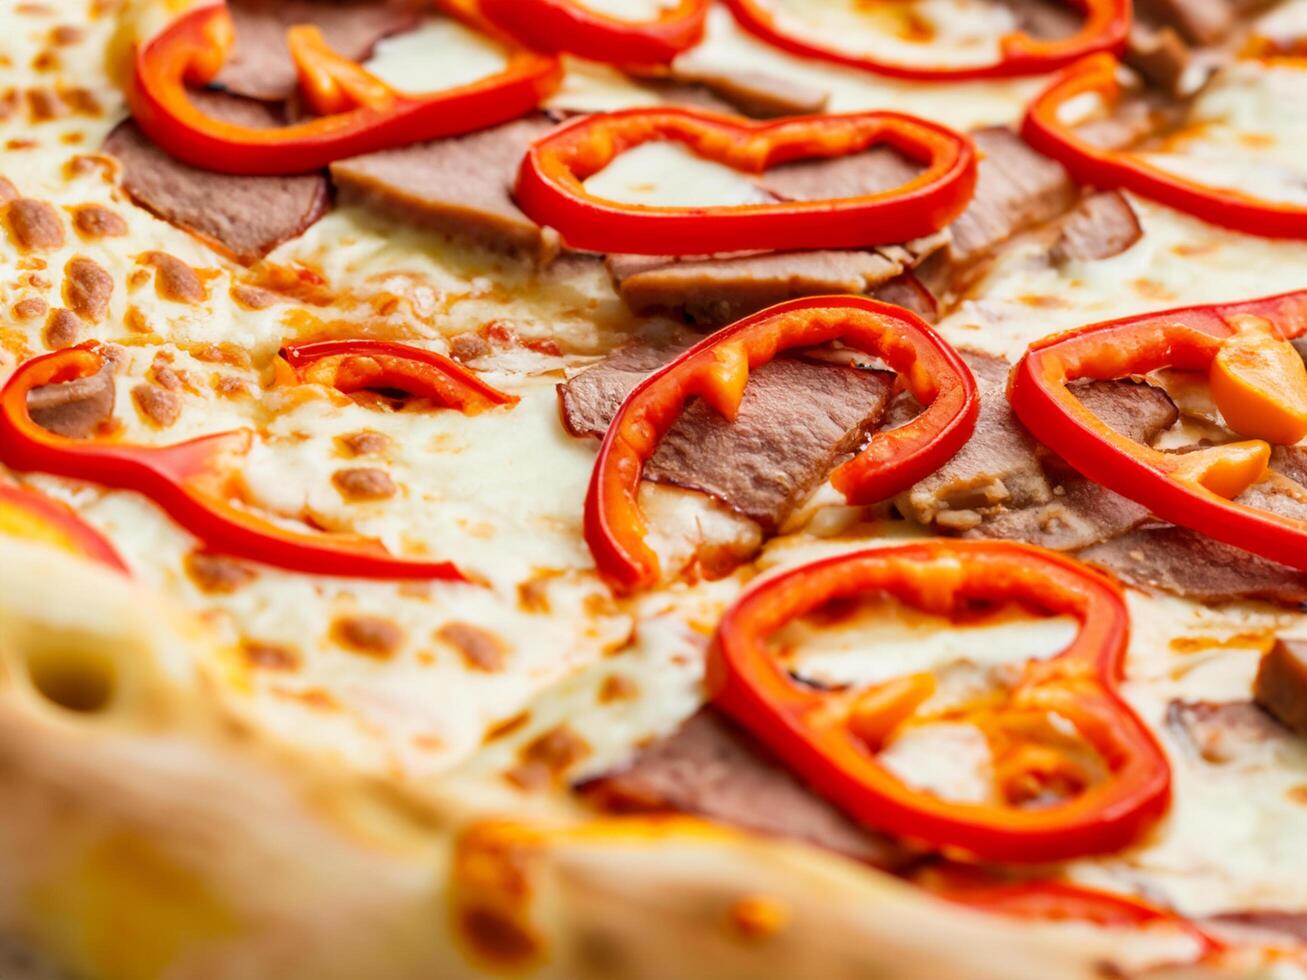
[4,0,1307,977]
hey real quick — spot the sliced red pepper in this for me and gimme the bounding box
[920,867,1221,954]
[586,296,978,593]
[723,0,1129,81]
[0,483,128,573]
[1022,53,1307,239]
[707,539,1171,863]
[0,346,511,580]
[129,0,562,176]
[280,339,518,413]
[481,0,709,66]
[1009,289,1307,572]
[515,106,976,255]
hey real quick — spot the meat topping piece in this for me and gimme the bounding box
[968,467,1152,551]
[1209,912,1307,942]
[27,362,115,438]
[330,116,559,259]
[213,0,419,102]
[1135,0,1233,45]
[1255,639,1307,737]
[669,54,829,119]
[1126,23,1192,95]
[102,92,330,264]
[559,339,894,529]
[1166,699,1287,764]
[1049,191,1143,264]
[584,708,907,867]
[63,256,113,321]
[936,127,1076,269]
[608,247,934,325]
[5,197,64,250]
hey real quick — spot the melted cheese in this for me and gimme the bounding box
[582,141,774,207]
[363,17,510,94]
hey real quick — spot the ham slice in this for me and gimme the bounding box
[1254,639,1307,736]
[103,92,329,263]
[559,338,894,529]
[27,363,115,439]
[212,0,420,102]
[1049,191,1143,263]
[583,708,907,868]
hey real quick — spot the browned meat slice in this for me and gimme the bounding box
[896,351,1048,529]
[27,362,115,439]
[933,127,1077,270]
[330,116,559,258]
[582,708,907,867]
[1209,912,1307,941]
[213,0,420,102]
[1272,444,1307,486]
[1135,0,1234,44]
[608,246,939,325]
[1001,0,1080,38]
[760,148,922,202]
[1254,639,1307,736]
[559,339,893,529]
[103,92,329,264]
[871,272,939,322]
[910,355,1175,540]
[670,53,830,118]
[1049,191,1143,263]
[1126,23,1192,95]
[1081,527,1307,606]
[1166,699,1287,764]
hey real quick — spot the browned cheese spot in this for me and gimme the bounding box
[505,725,592,791]
[449,332,491,362]
[13,295,47,320]
[142,251,205,304]
[58,87,100,116]
[63,256,112,321]
[241,641,301,672]
[598,674,639,703]
[51,25,84,45]
[65,153,115,180]
[71,204,127,239]
[185,549,258,594]
[42,307,79,348]
[332,466,397,502]
[437,621,508,672]
[25,88,62,122]
[6,198,64,250]
[131,383,181,427]
[230,283,279,309]
[332,614,405,659]
[339,429,389,457]
[0,176,17,203]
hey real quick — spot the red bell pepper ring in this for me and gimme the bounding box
[129,0,563,176]
[280,339,518,413]
[1022,54,1307,239]
[515,106,977,255]
[0,483,128,574]
[707,540,1171,863]
[480,0,710,66]
[1009,289,1307,573]
[586,296,978,593]
[921,868,1222,956]
[0,346,510,580]
[723,0,1129,81]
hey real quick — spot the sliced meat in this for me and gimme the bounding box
[912,359,1176,540]
[1271,444,1307,487]
[27,362,115,438]
[871,272,939,323]
[1254,639,1307,736]
[1134,0,1234,45]
[607,247,934,325]
[582,708,907,867]
[1126,23,1192,95]
[932,127,1077,270]
[759,148,922,202]
[213,0,420,102]
[1081,527,1307,606]
[330,116,559,258]
[668,56,830,119]
[896,351,1050,529]
[1049,191,1143,263]
[103,92,329,264]
[559,339,894,529]
[1208,911,1307,942]
[1166,700,1287,764]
